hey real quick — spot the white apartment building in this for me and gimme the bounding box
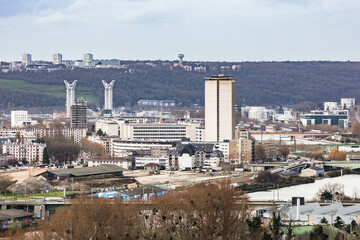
[341,98,355,110]
[0,128,86,144]
[36,128,87,143]
[214,141,229,162]
[88,157,131,169]
[178,153,195,170]
[135,156,168,168]
[275,109,296,122]
[241,106,275,122]
[118,121,197,141]
[205,75,235,142]
[112,140,175,157]
[196,126,205,142]
[95,119,119,136]
[2,141,45,164]
[203,151,223,170]
[324,102,339,111]
[11,111,30,128]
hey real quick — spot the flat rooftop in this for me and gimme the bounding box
[204,75,235,80]
[0,209,33,221]
[39,165,126,177]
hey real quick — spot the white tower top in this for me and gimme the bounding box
[178,54,184,64]
[102,80,115,110]
[64,80,78,117]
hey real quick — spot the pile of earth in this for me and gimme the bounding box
[8,176,53,195]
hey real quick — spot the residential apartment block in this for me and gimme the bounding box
[2,141,45,164]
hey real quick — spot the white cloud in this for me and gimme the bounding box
[1,0,360,61]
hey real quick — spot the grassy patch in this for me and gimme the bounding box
[0,79,96,102]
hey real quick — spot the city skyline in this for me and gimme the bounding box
[1,0,360,62]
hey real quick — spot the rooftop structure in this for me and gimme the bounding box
[341,98,355,110]
[37,165,126,180]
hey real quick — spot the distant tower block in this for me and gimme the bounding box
[22,53,31,66]
[53,53,62,64]
[102,80,115,110]
[178,54,184,64]
[64,80,78,117]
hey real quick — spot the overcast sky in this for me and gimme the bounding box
[1,0,360,62]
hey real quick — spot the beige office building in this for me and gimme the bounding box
[204,76,235,142]
[229,138,254,165]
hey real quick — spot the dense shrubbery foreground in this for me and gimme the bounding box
[4,181,353,240]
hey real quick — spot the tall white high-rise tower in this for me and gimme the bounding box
[64,80,78,117]
[53,53,63,64]
[204,75,235,142]
[22,54,32,66]
[102,80,115,110]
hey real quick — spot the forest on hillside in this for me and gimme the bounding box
[0,61,360,110]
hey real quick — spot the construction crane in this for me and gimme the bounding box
[159,106,163,123]
[155,106,158,123]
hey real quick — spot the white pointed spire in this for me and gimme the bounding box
[64,80,77,117]
[102,80,115,110]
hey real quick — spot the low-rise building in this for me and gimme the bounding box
[0,209,34,231]
[88,157,131,169]
[112,140,175,158]
[300,167,324,177]
[171,142,215,170]
[135,156,168,168]
[300,110,349,128]
[95,119,119,136]
[37,165,126,180]
[144,163,161,171]
[11,111,37,128]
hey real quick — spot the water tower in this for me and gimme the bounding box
[178,54,184,64]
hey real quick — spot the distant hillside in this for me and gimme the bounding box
[0,61,360,110]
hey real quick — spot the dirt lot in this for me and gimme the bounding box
[0,168,46,182]
[134,171,235,187]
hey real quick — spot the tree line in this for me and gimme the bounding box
[1,61,360,109]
